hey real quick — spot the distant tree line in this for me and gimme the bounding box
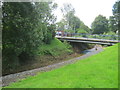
[2,2,57,75]
[90,1,119,34]
[56,3,90,34]
[57,1,119,35]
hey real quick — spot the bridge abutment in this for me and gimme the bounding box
[69,42,92,53]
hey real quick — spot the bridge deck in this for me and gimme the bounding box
[56,36,120,45]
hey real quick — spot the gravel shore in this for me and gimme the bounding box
[2,45,103,87]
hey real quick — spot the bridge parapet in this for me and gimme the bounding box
[56,33,119,40]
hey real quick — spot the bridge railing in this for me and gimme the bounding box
[56,33,119,40]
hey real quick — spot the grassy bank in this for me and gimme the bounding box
[37,38,73,56]
[5,43,118,88]
[3,38,73,76]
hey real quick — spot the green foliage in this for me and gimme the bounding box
[63,40,72,50]
[2,2,38,72]
[47,24,56,39]
[102,31,118,40]
[74,31,118,40]
[56,20,67,31]
[104,31,116,35]
[109,16,117,32]
[5,44,118,88]
[77,28,87,33]
[2,2,57,75]
[37,38,73,56]
[43,33,53,44]
[78,21,90,33]
[58,3,90,34]
[67,14,81,32]
[113,1,120,20]
[64,29,74,33]
[108,1,120,33]
[91,15,109,34]
[86,33,117,40]
[61,3,81,33]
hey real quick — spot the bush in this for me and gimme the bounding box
[43,33,53,44]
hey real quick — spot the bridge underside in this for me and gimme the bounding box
[60,39,115,45]
[56,37,119,45]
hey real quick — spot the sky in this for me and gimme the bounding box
[53,0,117,28]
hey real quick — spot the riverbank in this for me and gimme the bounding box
[2,38,72,76]
[4,43,118,88]
[2,45,103,87]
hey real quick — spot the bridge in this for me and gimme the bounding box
[56,36,120,45]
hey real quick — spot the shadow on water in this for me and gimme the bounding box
[82,48,95,54]
[82,50,91,54]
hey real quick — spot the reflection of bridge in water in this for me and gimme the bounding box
[56,36,120,45]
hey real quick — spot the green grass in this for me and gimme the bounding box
[5,43,118,88]
[37,38,73,56]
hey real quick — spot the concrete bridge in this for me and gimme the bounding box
[56,36,120,45]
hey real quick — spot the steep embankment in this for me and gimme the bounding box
[37,38,73,56]
[3,38,73,75]
[5,43,118,88]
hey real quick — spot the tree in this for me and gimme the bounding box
[56,19,67,31]
[35,2,57,44]
[61,3,75,30]
[2,2,57,75]
[78,21,90,33]
[109,1,120,33]
[91,15,109,34]
[61,3,81,33]
[61,3,75,17]
[109,16,117,32]
[112,1,120,21]
[68,15,81,33]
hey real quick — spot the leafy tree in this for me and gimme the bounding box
[61,3,75,30]
[109,1,120,33]
[2,2,36,73]
[68,15,81,33]
[109,16,117,32]
[112,1,120,21]
[2,2,57,75]
[78,21,90,33]
[91,15,109,34]
[61,3,81,33]
[77,28,87,33]
[56,19,67,31]
[35,2,57,44]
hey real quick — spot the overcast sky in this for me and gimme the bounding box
[53,0,117,28]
